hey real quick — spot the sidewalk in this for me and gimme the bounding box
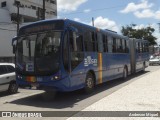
[67,68,160,120]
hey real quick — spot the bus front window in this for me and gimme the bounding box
[16,35,36,72]
[16,31,61,75]
[35,31,61,75]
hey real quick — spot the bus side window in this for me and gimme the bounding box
[116,39,123,53]
[144,43,147,52]
[140,42,142,53]
[91,32,97,52]
[147,43,149,52]
[125,40,129,53]
[136,42,138,53]
[106,35,108,52]
[84,31,95,52]
[138,42,141,53]
[95,33,98,51]
[142,42,144,53]
[108,36,113,53]
[70,31,84,70]
[122,39,125,53]
[126,40,129,53]
[63,32,69,72]
[102,34,106,52]
[145,43,149,52]
[97,33,103,52]
[112,38,116,53]
[84,32,88,51]
[69,31,74,52]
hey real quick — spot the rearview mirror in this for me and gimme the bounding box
[12,36,18,54]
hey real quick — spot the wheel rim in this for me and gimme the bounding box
[86,77,93,89]
[10,84,17,93]
[124,68,127,78]
[143,64,145,70]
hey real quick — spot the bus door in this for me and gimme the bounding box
[68,27,85,88]
[136,42,143,71]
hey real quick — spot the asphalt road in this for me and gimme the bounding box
[0,66,160,120]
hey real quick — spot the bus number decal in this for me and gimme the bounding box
[84,56,97,67]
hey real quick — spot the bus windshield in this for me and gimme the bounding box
[16,31,62,75]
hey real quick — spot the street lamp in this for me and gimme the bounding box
[15,1,20,36]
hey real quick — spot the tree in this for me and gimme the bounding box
[121,24,157,45]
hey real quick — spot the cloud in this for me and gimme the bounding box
[120,0,160,20]
[91,16,119,32]
[152,24,160,45]
[134,9,160,19]
[133,24,146,30]
[83,9,91,13]
[134,9,155,18]
[120,0,153,13]
[73,17,119,32]
[74,18,81,22]
[57,0,88,12]
[155,11,160,19]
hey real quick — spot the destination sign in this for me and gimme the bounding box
[24,25,55,34]
[19,20,64,35]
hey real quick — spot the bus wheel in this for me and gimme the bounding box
[142,63,145,72]
[123,67,127,80]
[84,73,95,93]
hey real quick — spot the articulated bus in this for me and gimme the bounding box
[12,19,149,93]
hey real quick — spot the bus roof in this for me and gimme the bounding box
[18,18,128,40]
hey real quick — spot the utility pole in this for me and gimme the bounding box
[15,1,20,36]
[43,0,46,20]
[158,23,160,33]
[92,17,94,27]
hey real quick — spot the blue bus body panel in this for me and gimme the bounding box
[103,53,130,81]
[17,74,71,92]
[135,52,149,72]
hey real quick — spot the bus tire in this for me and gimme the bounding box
[123,67,127,80]
[84,72,95,94]
[142,63,145,72]
[8,81,18,94]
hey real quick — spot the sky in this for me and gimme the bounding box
[57,0,160,44]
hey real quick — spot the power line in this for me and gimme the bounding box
[0,22,14,25]
[0,27,16,31]
[59,4,126,16]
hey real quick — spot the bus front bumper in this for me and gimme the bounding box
[17,78,70,92]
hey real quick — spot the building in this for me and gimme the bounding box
[0,0,57,63]
[0,0,57,22]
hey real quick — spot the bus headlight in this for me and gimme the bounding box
[51,75,60,80]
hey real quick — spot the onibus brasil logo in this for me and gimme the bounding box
[84,56,97,67]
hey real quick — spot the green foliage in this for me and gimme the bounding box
[121,24,157,45]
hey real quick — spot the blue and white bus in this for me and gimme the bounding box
[12,19,149,93]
